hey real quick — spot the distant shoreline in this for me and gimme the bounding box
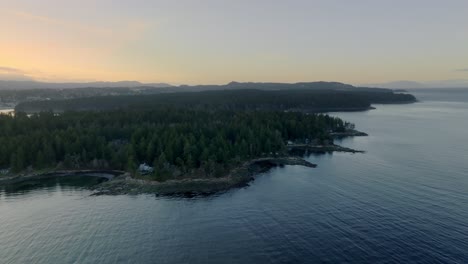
[14,106,378,115]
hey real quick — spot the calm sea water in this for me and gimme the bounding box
[1,90,468,264]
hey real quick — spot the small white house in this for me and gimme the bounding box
[138,163,154,174]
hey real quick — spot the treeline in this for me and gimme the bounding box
[0,87,164,105]
[2,81,405,106]
[15,89,416,113]
[0,108,349,179]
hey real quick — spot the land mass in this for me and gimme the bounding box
[14,88,415,113]
[0,81,416,112]
[0,105,367,194]
[0,81,414,195]
[0,142,363,196]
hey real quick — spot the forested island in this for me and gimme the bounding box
[0,82,416,194]
[15,88,415,113]
[0,107,359,193]
[2,81,415,111]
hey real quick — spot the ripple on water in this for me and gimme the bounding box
[1,95,468,263]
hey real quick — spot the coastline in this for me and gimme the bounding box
[0,170,125,184]
[330,129,368,138]
[111,142,365,196]
[0,142,365,196]
[93,156,317,196]
[16,106,377,115]
[288,143,365,154]
[0,157,316,196]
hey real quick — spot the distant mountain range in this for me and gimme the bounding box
[364,80,468,89]
[0,80,173,90]
[2,79,468,91]
[0,80,394,92]
[174,81,393,93]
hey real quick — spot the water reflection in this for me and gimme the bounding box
[0,176,107,197]
[1,91,468,263]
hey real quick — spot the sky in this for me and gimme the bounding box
[0,0,467,85]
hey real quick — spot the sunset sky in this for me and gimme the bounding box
[1,0,467,85]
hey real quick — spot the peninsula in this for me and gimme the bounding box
[0,82,414,195]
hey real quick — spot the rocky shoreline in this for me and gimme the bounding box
[330,129,369,138]
[287,143,365,154]
[0,142,364,196]
[0,157,317,196]
[0,170,124,184]
[90,157,317,196]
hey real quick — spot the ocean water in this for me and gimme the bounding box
[1,90,468,264]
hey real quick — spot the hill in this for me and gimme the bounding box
[15,87,416,113]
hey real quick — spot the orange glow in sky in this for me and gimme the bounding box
[1,0,467,85]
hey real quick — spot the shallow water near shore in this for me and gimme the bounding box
[1,90,468,263]
[0,176,108,195]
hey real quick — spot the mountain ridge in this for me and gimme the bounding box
[0,80,173,90]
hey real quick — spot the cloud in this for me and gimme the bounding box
[0,66,34,81]
[455,68,468,72]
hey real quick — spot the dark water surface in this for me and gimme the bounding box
[1,90,468,263]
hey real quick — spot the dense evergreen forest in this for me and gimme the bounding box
[0,108,349,180]
[15,89,416,113]
[2,83,416,181]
